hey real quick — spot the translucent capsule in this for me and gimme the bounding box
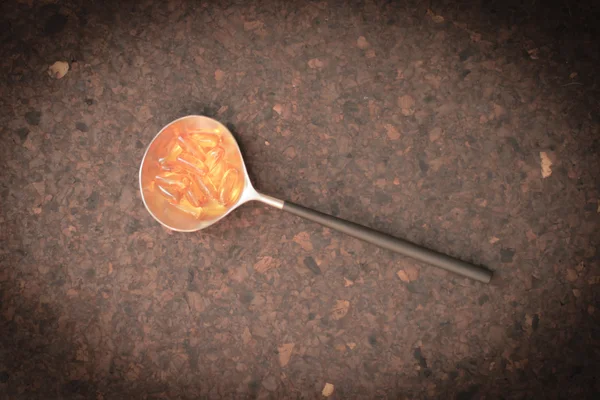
[173,201,202,219]
[155,173,188,189]
[188,173,217,201]
[219,168,242,206]
[188,131,221,149]
[158,142,182,165]
[203,176,219,200]
[205,146,225,172]
[208,158,227,183]
[157,183,183,204]
[177,135,206,161]
[200,204,228,220]
[176,153,209,176]
[184,179,208,207]
[158,160,184,173]
[184,190,200,207]
[189,128,221,135]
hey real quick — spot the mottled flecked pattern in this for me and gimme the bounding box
[1,0,599,399]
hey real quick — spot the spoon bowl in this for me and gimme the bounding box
[139,115,281,232]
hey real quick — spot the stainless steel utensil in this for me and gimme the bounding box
[139,115,493,283]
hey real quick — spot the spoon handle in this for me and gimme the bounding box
[279,200,492,283]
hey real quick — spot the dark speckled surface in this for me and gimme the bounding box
[1,0,599,398]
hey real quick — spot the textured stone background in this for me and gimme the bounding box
[1,0,599,398]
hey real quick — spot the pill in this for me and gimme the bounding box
[188,131,221,149]
[176,153,209,176]
[156,183,183,204]
[219,168,242,206]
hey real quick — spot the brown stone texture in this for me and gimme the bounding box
[1,0,599,398]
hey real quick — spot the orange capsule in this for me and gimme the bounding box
[177,135,206,161]
[219,168,242,206]
[181,175,192,187]
[184,180,209,207]
[156,183,183,204]
[205,146,225,171]
[176,153,209,176]
[184,189,201,208]
[158,160,184,173]
[188,173,217,200]
[188,177,209,204]
[173,202,202,219]
[203,176,219,200]
[188,131,221,149]
[200,204,228,221]
[208,159,227,182]
[155,173,188,189]
[158,142,182,165]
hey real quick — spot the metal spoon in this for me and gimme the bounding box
[140,115,492,283]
